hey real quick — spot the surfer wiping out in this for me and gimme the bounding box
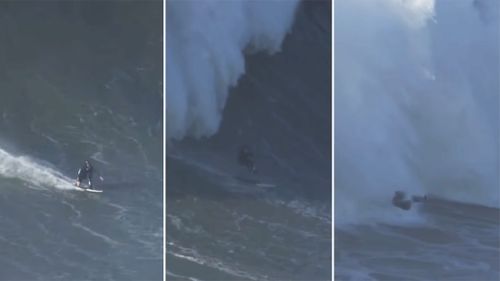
[392,191,427,210]
[238,145,257,174]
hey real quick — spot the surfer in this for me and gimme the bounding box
[392,191,427,210]
[238,145,257,174]
[75,160,93,188]
[392,191,412,210]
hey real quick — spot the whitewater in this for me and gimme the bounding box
[166,0,332,280]
[335,0,499,280]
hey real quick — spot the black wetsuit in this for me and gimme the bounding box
[77,163,93,187]
[392,191,427,210]
[238,146,256,173]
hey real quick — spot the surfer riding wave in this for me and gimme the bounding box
[75,160,94,188]
[75,160,104,188]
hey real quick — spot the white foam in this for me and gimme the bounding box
[168,243,263,281]
[0,147,75,190]
[72,223,120,246]
[166,0,299,139]
[336,0,499,224]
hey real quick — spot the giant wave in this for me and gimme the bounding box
[166,0,300,139]
[335,0,499,224]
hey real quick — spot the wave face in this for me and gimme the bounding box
[335,0,499,224]
[166,1,331,280]
[0,2,162,280]
[166,0,299,139]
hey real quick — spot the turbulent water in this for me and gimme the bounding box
[0,2,163,280]
[166,1,331,280]
[335,0,499,280]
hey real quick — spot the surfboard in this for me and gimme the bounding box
[74,185,102,193]
[74,183,103,193]
[74,186,103,193]
[233,176,276,188]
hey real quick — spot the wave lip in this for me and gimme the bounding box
[166,0,299,140]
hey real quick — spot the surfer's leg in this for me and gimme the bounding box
[76,174,84,187]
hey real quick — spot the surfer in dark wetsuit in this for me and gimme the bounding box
[392,191,427,210]
[75,160,93,188]
[238,145,257,174]
[392,191,412,210]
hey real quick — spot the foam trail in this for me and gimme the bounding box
[166,0,299,139]
[0,148,75,190]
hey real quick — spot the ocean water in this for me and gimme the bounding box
[166,1,332,280]
[335,0,499,280]
[0,2,163,280]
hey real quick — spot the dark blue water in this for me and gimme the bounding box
[0,2,163,280]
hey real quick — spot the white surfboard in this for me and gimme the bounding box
[75,187,103,193]
[73,183,103,193]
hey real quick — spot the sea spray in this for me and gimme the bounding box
[335,0,499,223]
[0,148,73,190]
[166,0,299,139]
